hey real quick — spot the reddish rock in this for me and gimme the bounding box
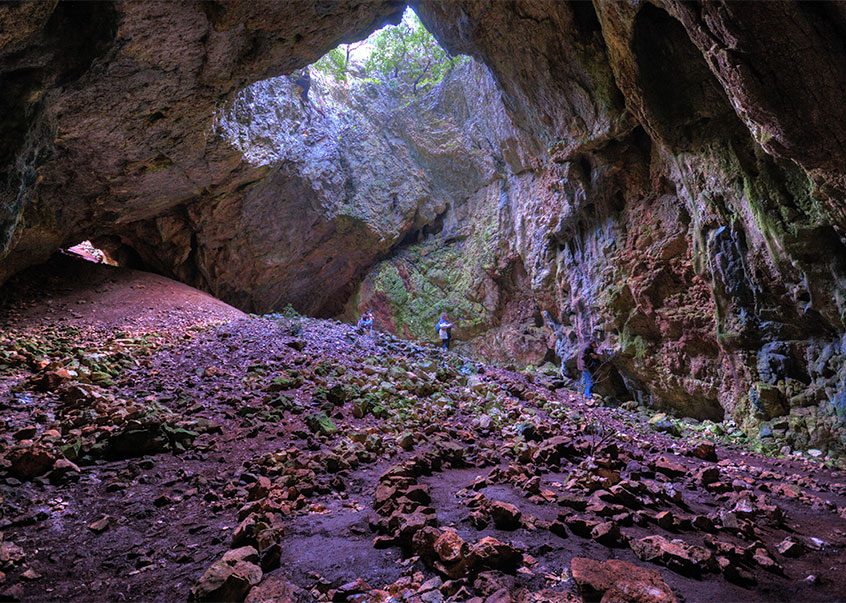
[469,537,522,572]
[488,500,522,530]
[563,515,601,538]
[245,575,310,603]
[751,548,783,574]
[654,457,687,479]
[655,511,675,530]
[570,557,676,603]
[688,441,718,462]
[411,526,442,563]
[88,517,111,534]
[473,571,515,597]
[590,521,625,547]
[190,547,262,602]
[6,444,56,479]
[694,466,720,486]
[49,458,81,483]
[247,476,272,502]
[630,535,715,577]
[435,530,468,564]
[0,542,26,571]
[691,515,715,532]
[393,508,438,543]
[557,492,589,512]
[34,368,74,391]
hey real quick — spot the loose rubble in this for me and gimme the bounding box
[0,267,845,602]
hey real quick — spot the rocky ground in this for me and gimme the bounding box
[0,255,845,602]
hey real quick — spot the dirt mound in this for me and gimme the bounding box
[0,252,245,335]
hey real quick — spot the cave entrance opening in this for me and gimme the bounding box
[64,238,146,272]
[306,7,465,103]
[65,240,117,266]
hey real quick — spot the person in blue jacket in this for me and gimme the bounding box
[357,309,374,334]
[436,313,454,350]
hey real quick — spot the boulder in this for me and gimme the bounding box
[190,547,262,602]
[7,444,56,479]
[630,535,715,577]
[245,576,311,603]
[688,441,718,462]
[435,530,468,564]
[571,557,676,603]
[488,501,522,530]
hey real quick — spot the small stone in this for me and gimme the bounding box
[20,568,41,581]
[807,537,826,550]
[752,548,782,573]
[0,542,26,570]
[418,576,443,593]
[695,466,720,486]
[654,457,686,478]
[88,517,111,533]
[190,551,262,602]
[7,445,56,480]
[776,538,804,558]
[656,511,675,530]
[336,578,370,597]
[563,515,600,538]
[807,449,823,458]
[689,440,718,462]
[691,515,714,532]
[397,432,415,451]
[50,458,81,483]
[590,522,623,547]
[469,537,522,572]
[154,494,175,508]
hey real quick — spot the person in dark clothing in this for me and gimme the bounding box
[577,339,601,397]
[436,314,454,351]
[294,67,311,102]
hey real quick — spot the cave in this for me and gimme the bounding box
[1,2,846,601]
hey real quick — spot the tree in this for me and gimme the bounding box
[312,42,365,83]
[364,10,461,96]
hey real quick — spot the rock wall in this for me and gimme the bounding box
[1,1,845,453]
[0,0,405,289]
[411,0,846,453]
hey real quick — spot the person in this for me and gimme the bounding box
[577,338,601,397]
[357,309,374,334]
[294,67,311,103]
[436,313,454,351]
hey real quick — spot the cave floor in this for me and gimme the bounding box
[0,255,845,602]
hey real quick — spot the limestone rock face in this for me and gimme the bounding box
[411,0,846,451]
[1,1,846,451]
[0,0,405,288]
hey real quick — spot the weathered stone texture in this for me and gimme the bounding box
[1,0,845,451]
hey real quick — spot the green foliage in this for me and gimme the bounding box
[364,11,462,96]
[313,45,356,82]
[311,9,464,99]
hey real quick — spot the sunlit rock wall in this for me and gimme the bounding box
[413,0,846,453]
[0,0,405,292]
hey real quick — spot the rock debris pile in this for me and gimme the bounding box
[0,264,845,602]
